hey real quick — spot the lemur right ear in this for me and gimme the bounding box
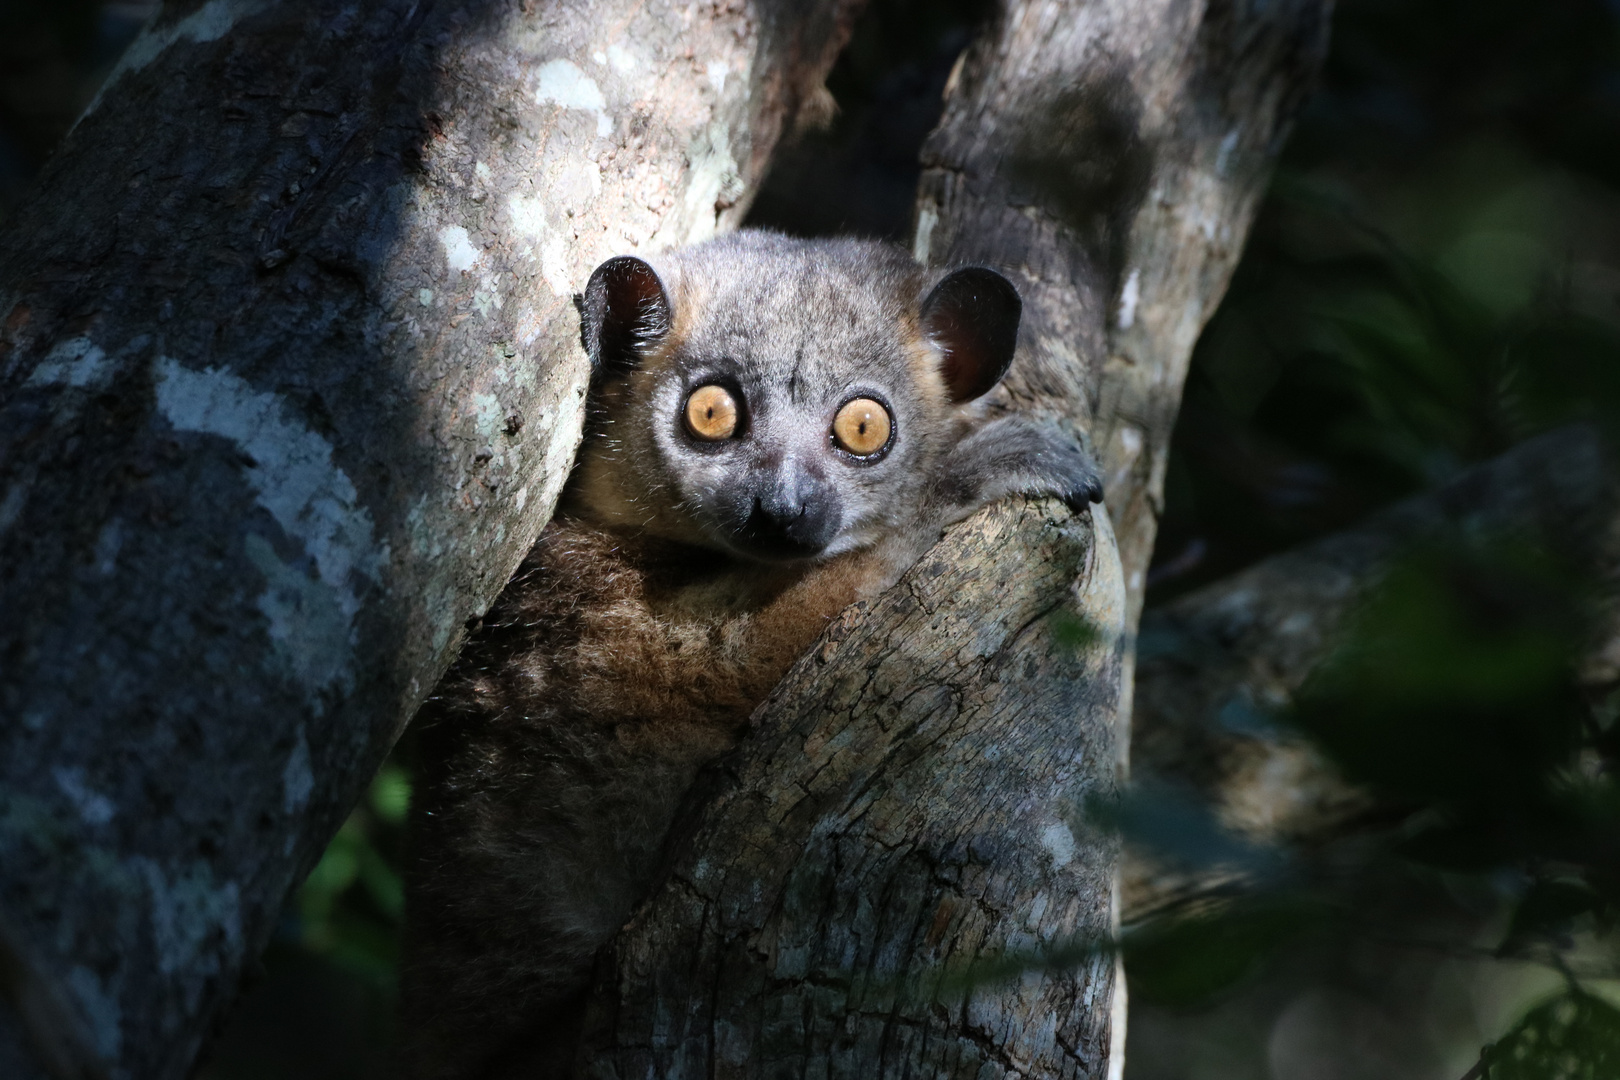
[920,267,1022,403]
[577,256,671,376]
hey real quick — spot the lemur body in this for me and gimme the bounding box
[400,232,1101,1079]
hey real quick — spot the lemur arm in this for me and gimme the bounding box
[932,414,1105,519]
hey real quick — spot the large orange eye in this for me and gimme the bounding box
[684,384,739,441]
[832,397,892,457]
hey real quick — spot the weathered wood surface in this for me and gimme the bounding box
[578,0,1332,1074]
[0,2,862,1077]
[915,0,1333,630]
[582,498,1126,1078]
[1125,425,1618,921]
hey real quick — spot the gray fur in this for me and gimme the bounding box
[573,231,1096,561]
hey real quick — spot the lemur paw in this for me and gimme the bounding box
[936,414,1105,520]
[1044,435,1106,513]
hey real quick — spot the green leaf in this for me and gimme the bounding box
[369,763,411,826]
[1124,901,1320,1009]
[1476,990,1620,1079]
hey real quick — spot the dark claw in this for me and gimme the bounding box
[1062,476,1105,513]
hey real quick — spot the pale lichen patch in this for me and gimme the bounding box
[282,726,314,814]
[1216,127,1242,177]
[514,306,545,347]
[405,496,443,561]
[245,534,359,700]
[26,336,114,389]
[154,358,385,698]
[1039,821,1078,869]
[154,359,384,596]
[682,121,742,244]
[555,159,604,204]
[132,856,242,1013]
[53,767,116,826]
[472,392,506,443]
[0,483,29,538]
[537,391,587,508]
[438,225,481,274]
[507,193,550,241]
[1117,269,1141,330]
[535,59,611,138]
[912,206,939,265]
[541,235,575,298]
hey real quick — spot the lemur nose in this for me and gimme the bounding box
[755,491,805,526]
[736,479,836,559]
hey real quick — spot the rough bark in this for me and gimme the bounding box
[1124,425,1619,922]
[578,1,1332,1075]
[0,3,862,1078]
[581,499,1127,1078]
[914,0,1332,630]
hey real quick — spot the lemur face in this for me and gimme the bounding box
[574,232,1021,562]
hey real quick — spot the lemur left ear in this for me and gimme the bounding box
[920,266,1022,403]
[577,255,671,376]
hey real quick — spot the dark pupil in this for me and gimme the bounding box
[858,420,868,435]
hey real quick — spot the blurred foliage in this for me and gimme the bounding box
[292,759,410,985]
[1297,538,1589,813]
[1126,0,1620,1077]
[1124,530,1620,1069]
[1125,899,1327,1012]
[1479,990,1620,1079]
[1149,0,1620,602]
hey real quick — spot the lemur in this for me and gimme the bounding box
[399,231,1103,1079]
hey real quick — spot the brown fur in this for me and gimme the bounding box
[400,520,894,1080]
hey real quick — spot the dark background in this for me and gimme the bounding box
[3,0,1617,1076]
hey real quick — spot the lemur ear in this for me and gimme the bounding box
[919,267,1022,403]
[577,255,671,376]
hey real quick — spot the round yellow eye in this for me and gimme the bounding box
[684,384,739,441]
[832,397,892,456]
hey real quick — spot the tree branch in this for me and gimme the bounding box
[0,2,862,1076]
[1125,425,1619,922]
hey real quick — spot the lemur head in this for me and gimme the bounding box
[571,231,1021,562]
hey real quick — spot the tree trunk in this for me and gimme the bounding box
[0,3,862,1077]
[578,1,1332,1075]
[1125,424,1619,921]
